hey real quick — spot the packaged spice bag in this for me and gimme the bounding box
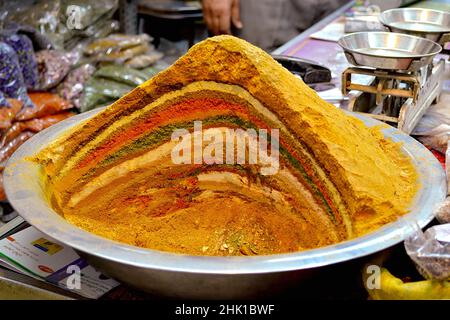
[35,50,78,90]
[124,51,163,69]
[0,94,22,130]
[80,77,133,112]
[84,33,151,56]
[1,111,74,147]
[94,65,148,86]
[0,42,34,110]
[0,131,34,165]
[0,33,39,90]
[20,111,74,132]
[15,92,72,121]
[93,43,151,64]
[405,224,450,281]
[57,63,96,109]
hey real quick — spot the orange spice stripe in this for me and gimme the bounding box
[77,98,340,220]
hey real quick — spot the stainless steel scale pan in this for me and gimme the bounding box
[379,8,450,44]
[338,32,442,71]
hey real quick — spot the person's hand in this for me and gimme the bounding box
[202,0,242,35]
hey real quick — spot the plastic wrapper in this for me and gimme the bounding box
[94,43,151,64]
[57,63,96,109]
[15,92,72,121]
[140,66,161,79]
[434,139,450,224]
[85,78,133,98]
[79,90,113,113]
[0,42,34,110]
[80,77,133,112]
[0,33,39,90]
[405,224,450,281]
[84,33,151,56]
[21,111,74,132]
[412,95,450,153]
[83,19,119,39]
[1,111,74,147]
[94,65,148,86]
[1,0,119,50]
[35,50,78,90]
[124,51,164,69]
[0,97,22,130]
[1,22,54,50]
[0,131,34,166]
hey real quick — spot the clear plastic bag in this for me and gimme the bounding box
[0,33,39,90]
[0,131,34,165]
[84,33,151,56]
[57,63,96,109]
[0,97,22,130]
[1,111,74,147]
[405,224,450,281]
[84,77,133,99]
[94,65,148,86]
[124,51,164,69]
[80,77,133,112]
[0,42,34,110]
[412,95,450,153]
[35,50,79,90]
[1,22,54,50]
[15,92,72,121]
[93,43,151,64]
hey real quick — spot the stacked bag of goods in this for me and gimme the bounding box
[0,2,166,203]
[0,0,120,50]
[79,65,164,112]
[0,31,76,202]
[79,33,166,112]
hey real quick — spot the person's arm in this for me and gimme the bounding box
[202,0,243,35]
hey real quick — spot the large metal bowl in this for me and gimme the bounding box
[338,31,442,71]
[3,109,446,299]
[379,8,450,44]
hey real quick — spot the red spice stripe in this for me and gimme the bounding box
[77,98,341,221]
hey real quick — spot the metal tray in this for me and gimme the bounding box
[338,32,442,71]
[3,109,446,298]
[379,8,450,44]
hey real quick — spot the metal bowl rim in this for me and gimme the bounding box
[338,31,442,59]
[3,109,446,275]
[379,8,450,34]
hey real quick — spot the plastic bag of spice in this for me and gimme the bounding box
[0,131,34,166]
[84,77,134,99]
[80,77,133,112]
[405,224,450,281]
[21,111,74,132]
[434,139,450,224]
[0,33,39,90]
[0,42,34,110]
[124,51,164,69]
[35,50,78,90]
[92,43,151,64]
[57,63,96,109]
[1,111,74,147]
[15,92,72,121]
[94,65,148,86]
[84,33,151,56]
[0,94,22,130]
[1,22,54,51]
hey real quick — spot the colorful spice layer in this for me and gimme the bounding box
[35,36,418,256]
